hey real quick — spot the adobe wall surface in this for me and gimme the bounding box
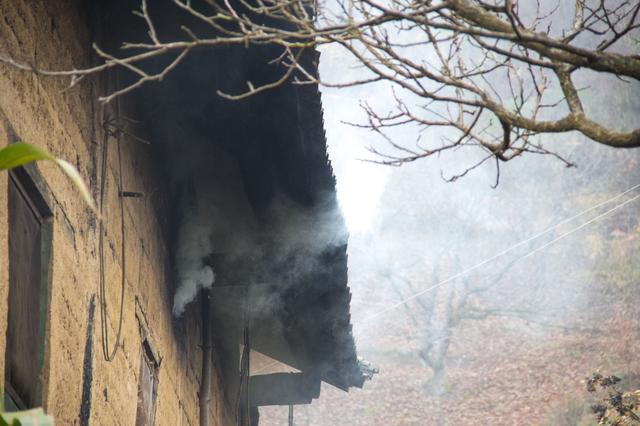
[0,1,232,424]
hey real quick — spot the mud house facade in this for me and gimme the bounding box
[0,1,366,425]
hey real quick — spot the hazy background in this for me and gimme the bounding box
[260,5,640,424]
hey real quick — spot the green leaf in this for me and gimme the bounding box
[0,408,54,426]
[55,159,97,212]
[0,142,54,170]
[0,142,97,214]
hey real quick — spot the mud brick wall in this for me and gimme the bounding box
[0,1,232,424]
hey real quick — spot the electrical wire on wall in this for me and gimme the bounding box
[97,79,127,362]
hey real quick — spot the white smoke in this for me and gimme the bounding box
[170,141,260,317]
[264,192,348,268]
[172,208,216,317]
[171,186,347,316]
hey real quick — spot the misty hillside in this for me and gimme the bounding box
[259,20,640,426]
[259,138,640,425]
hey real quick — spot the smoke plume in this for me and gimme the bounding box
[172,208,216,317]
[167,131,259,316]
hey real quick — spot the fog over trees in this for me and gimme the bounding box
[257,71,640,425]
[261,1,640,423]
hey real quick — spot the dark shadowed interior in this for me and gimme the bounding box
[93,0,367,410]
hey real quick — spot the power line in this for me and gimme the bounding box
[362,184,640,323]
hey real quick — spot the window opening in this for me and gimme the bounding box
[135,338,159,426]
[3,169,53,411]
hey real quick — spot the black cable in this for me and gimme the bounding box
[98,111,108,360]
[98,91,127,362]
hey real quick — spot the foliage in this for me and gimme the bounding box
[587,373,640,425]
[0,409,53,426]
[0,142,96,211]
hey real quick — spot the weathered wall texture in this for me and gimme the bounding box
[0,1,232,424]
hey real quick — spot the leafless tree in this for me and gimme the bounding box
[1,0,639,170]
[364,153,628,394]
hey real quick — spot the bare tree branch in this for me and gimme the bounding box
[0,0,638,172]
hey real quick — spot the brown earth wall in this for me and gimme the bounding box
[0,1,232,424]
